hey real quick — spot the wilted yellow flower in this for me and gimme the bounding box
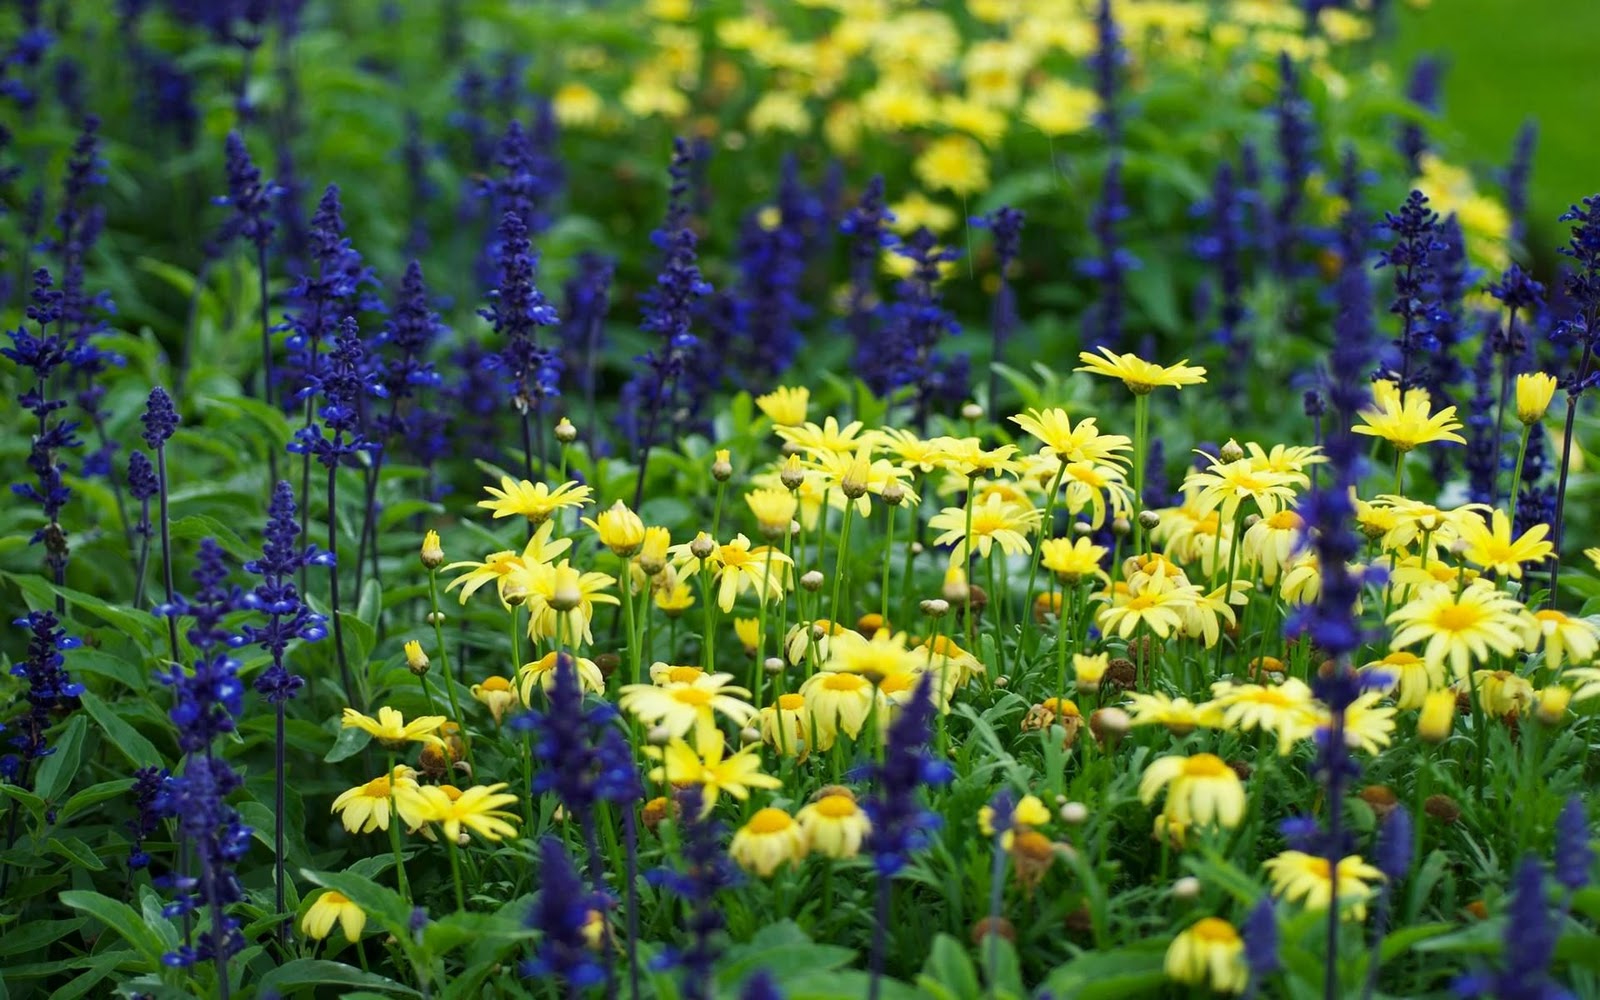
[518,651,606,702]
[470,676,520,724]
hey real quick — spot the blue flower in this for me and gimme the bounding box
[214,132,278,252]
[155,540,245,755]
[153,754,251,968]
[1554,796,1592,893]
[862,673,951,876]
[522,836,610,992]
[288,317,387,468]
[2,611,84,780]
[1373,190,1446,392]
[647,785,739,1000]
[141,386,179,450]
[241,481,329,701]
[479,211,561,411]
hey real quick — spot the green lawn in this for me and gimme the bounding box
[1394,0,1600,244]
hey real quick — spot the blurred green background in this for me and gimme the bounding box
[1394,0,1600,250]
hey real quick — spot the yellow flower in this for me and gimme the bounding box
[330,766,427,834]
[413,783,521,842]
[800,670,880,749]
[672,534,793,612]
[941,95,1007,145]
[1386,582,1525,681]
[910,634,986,688]
[978,793,1052,847]
[745,488,798,539]
[759,692,811,756]
[618,673,756,747]
[1097,565,1197,640]
[1124,692,1224,736]
[523,560,620,647]
[1022,79,1099,136]
[1351,380,1466,452]
[1186,457,1305,525]
[582,501,647,557]
[518,651,606,703]
[442,521,572,605]
[913,135,989,198]
[653,575,696,617]
[403,640,429,674]
[552,82,603,128]
[1522,608,1600,670]
[341,707,446,748]
[648,731,782,812]
[784,618,851,666]
[1076,347,1207,395]
[1361,650,1443,710]
[929,494,1042,564]
[1263,851,1384,920]
[1470,669,1535,717]
[476,476,593,524]
[1317,693,1397,754]
[936,437,1022,478]
[1536,684,1573,725]
[776,416,873,458]
[1040,536,1110,584]
[1164,917,1247,994]
[730,807,808,877]
[301,891,366,942]
[1417,689,1455,742]
[734,616,762,655]
[1139,753,1246,830]
[755,386,809,426]
[1455,510,1552,578]
[638,526,672,576]
[887,191,958,235]
[1241,510,1305,585]
[470,675,519,724]
[420,530,444,569]
[796,791,870,858]
[1209,679,1317,754]
[1516,372,1559,424]
[748,90,810,134]
[825,628,919,677]
[1010,409,1132,467]
[1073,653,1110,690]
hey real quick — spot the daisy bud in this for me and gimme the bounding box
[404,640,430,676]
[740,726,762,745]
[882,482,907,506]
[1089,707,1130,746]
[551,582,582,612]
[1219,439,1245,463]
[764,656,785,675]
[995,675,1009,688]
[1060,801,1088,824]
[800,570,825,592]
[780,454,806,491]
[1171,876,1201,900]
[646,725,672,746]
[1137,510,1160,530]
[780,439,802,457]
[457,833,472,847]
[554,417,578,443]
[1111,517,1131,537]
[910,541,925,555]
[943,566,970,605]
[689,532,716,559]
[1243,513,1261,528]
[1515,371,1558,425]
[427,611,446,625]
[502,582,529,608]
[711,448,734,482]
[420,530,445,570]
[1072,521,1094,536]
[840,445,871,499]
[961,402,985,422]
[638,526,671,575]
[921,598,950,618]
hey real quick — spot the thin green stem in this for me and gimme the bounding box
[829,502,857,631]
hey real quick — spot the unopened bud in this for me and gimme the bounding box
[961,402,985,421]
[1090,706,1130,745]
[780,455,805,491]
[502,584,528,608]
[800,570,825,592]
[994,675,1009,688]
[1110,517,1131,538]
[427,611,446,625]
[550,584,582,613]
[646,725,672,746]
[1072,521,1094,536]
[920,598,950,618]
[457,833,472,847]
[404,640,430,676]
[711,448,733,482]
[739,727,762,745]
[1243,513,1261,528]
[910,541,925,555]
[763,656,785,676]
[882,482,907,506]
[420,530,445,570]
[554,417,578,443]
[1137,510,1160,530]
[1172,876,1201,900]
[1060,801,1088,824]
[689,532,716,559]
[1219,439,1245,463]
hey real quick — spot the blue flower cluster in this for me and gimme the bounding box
[873,229,966,427]
[2,611,84,781]
[841,175,896,355]
[479,211,562,415]
[279,185,381,402]
[862,673,951,877]
[514,654,642,826]
[374,261,447,448]
[155,539,245,755]
[241,481,330,702]
[289,316,388,468]
[1374,190,1446,392]
[523,836,612,993]
[648,785,741,1000]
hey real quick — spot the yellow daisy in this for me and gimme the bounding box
[1138,753,1246,830]
[796,791,871,858]
[413,783,522,842]
[928,493,1042,564]
[1075,347,1207,395]
[1351,380,1465,452]
[618,673,757,746]
[729,807,808,877]
[341,707,446,749]
[300,891,366,942]
[1455,510,1552,578]
[1386,582,1524,681]
[1164,917,1247,994]
[476,476,593,524]
[1263,851,1384,920]
[648,731,782,813]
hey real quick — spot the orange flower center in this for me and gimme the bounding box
[746,808,794,835]
[1181,753,1231,778]
[777,693,806,711]
[822,673,868,692]
[1190,917,1240,943]
[1433,604,1483,633]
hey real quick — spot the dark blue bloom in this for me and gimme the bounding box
[513,653,642,822]
[1373,190,1446,391]
[1195,162,1249,404]
[647,785,739,1000]
[154,754,251,969]
[1554,796,1592,893]
[1243,897,1280,982]
[240,481,329,701]
[1454,856,1568,1000]
[1,611,84,780]
[483,111,563,240]
[479,211,562,414]
[866,228,964,424]
[976,206,1025,404]
[1272,54,1315,279]
[127,765,169,869]
[720,157,815,383]
[373,261,447,449]
[1463,326,1500,505]
[1376,805,1413,882]
[278,185,381,402]
[142,386,180,450]
[522,836,610,992]
[155,540,244,755]
[1504,122,1537,246]
[740,971,785,1000]
[288,317,387,468]
[128,450,157,504]
[863,673,951,876]
[214,132,278,252]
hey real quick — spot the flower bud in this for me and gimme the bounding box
[1171,876,1201,900]
[1111,517,1131,537]
[800,570,825,592]
[420,530,445,570]
[942,566,970,605]
[689,532,716,559]
[740,726,762,745]
[921,598,950,618]
[780,454,806,491]
[404,640,430,676]
[554,417,578,443]
[638,526,671,576]
[1219,439,1245,463]
[646,725,672,747]
[960,402,985,422]
[1418,689,1455,743]
[426,611,446,625]
[711,448,733,482]
[1137,510,1160,531]
[840,445,871,499]
[1089,707,1130,746]
[1536,685,1572,726]
[1515,371,1558,425]
[1059,801,1088,824]
[881,482,907,506]
[763,656,785,676]
[994,675,1009,688]
[457,832,472,848]
[1071,521,1094,536]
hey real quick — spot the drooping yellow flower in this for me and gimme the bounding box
[1360,650,1444,710]
[470,675,520,723]
[1455,511,1552,578]
[910,634,986,688]
[880,427,954,473]
[730,807,808,877]
[1241,510,1305,585]
[517,651,606,703]
[476,476,593,524]
[1182,581,1253,649]
[520,559,619,646]
[1263,851,1384,920]
[413,783,521,842]
[825,628,920,677]
[784,618,851,666]
[1164,917,1247,994]
[638,526,672,576]
[755,386,810,427]
[301,891,366,942]
[1469,669,1535,718]
[618,673,756,747]
[341,707,447,749]
[652,571,696,618]
[759,692,811,756]
[672,534,793,612]
[746,488,799,539]
[1522,608,1600,670]
[1139,753,1246,830]
[800,670,881,749]
[330,766,426,834]
[913,135,989,197]
[1351,380,1466,452]
[1368,495,1489,555]
[1009,409,1132,467]
[1386,582,1525,681]
[1075,347,1207,395]
[929,494,1042,564]
[648,731,782,812]
[808,445,918,516]
[1516,372,1559,425]
[796,791,871,858]
[1040,536,1110,584]
[582,501,647,557]
[1059,461,1136,529]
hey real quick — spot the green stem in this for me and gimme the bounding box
[427,571,472,770]
[1132,394,1149,554]
[881,502,896,624]
[1022,463,1067,657]
[446,835,467,911]
[829,501,857,632]
[1508,426,1531,527]
[385,753,411,904]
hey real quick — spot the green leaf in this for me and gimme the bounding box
[0,917,85,958]
[1379,921,1454,962]
[58,890,166,970]
[0,783,46,824]
[47,837,108,872]
[33,715,87,803]
[168,513,256,563]
[77,691,163,769]
[1040,944,1167,999]
[299,868,410,934]
[325,724,372,763]
[919,934,979,1000]
[5,574,160,640]
[257,959,422,998]
[58,779,136,824]
[67,649,149,692]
